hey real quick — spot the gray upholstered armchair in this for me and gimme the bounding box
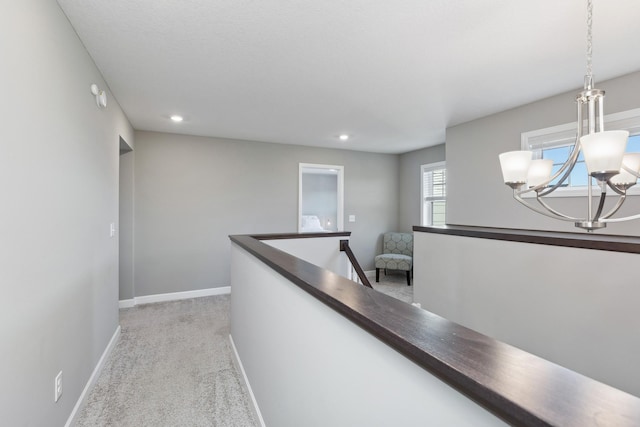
[374,232,413,286]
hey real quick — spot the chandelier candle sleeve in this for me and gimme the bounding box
[579,130,629,178]
[499,151,532,186]
[610,153,640,186]
[527,159,554,188]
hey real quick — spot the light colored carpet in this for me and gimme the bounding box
[367,271,413,304]
[75,295,259,427]
[76,277,410,426]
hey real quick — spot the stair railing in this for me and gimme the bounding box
[339,240,373,288]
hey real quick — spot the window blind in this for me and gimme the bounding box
[423,168,446,201]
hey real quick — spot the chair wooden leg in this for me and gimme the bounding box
[406,270,411,286]
[375,268,380,282]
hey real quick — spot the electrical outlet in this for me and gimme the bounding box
[54,371,63,402]
[349,215,356,222]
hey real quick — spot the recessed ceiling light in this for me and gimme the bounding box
[170,115,183,122]
[339,134,349,141]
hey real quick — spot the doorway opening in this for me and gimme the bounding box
[119,136,134,303]
[298,163,344,232]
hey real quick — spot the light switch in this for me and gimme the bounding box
[348,215,356,222]
[110,223,116,237]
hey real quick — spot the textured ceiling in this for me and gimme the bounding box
[57,0,640,154]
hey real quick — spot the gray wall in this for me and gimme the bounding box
[230,243,505,426]
[447,71,640,234]
[0,1,134,425]
[413,232,640,397]
[133,131,399,297]
[265,236,350,278]
[398,144,446,231]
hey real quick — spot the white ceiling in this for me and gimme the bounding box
[57,0,640,154]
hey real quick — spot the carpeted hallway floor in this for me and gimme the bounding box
[75,273,412,426]
[367,270,414,304]
[75,295,259,427]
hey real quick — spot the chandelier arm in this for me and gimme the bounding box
[535,137,582,197]
[512,192,578,222]
[516,146,579,197]
[592,190,607,221]
[533,195,581,221]
[602,211,640,223]
[600,194,627,220]
[606,180,627,196]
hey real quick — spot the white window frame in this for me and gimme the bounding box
[520,107,640,198]
[420,161,446,226]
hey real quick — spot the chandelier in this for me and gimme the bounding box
[498,0,639,231]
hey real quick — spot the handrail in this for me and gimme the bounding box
[412,224,640,253]
[230,232,640,426]
[252,231,351,240]
[339,239,373,288]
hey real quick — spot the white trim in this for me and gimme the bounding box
[118,299,135,309]
[229,334,266,427]
[420,161,447,226]
[521,107,640,151]
[119,286,230,308]
[520,121,577,152]
[65,326,121,427]
[298,163,344,232]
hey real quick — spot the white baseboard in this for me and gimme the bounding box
[65,325,121,427]
[119,286,230,308]
[118,299,135,309]
[229,334,266,427]
[364,269,376,275]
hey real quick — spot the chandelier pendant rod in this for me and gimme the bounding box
[587,167,594,220]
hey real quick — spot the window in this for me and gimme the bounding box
[421,162,446,226]
[521,108,640,197]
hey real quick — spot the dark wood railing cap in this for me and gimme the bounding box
[230,232,640,426]
[250,231,351,240]
[413,224,640,253]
